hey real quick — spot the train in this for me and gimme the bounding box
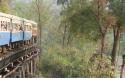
[0,12,38,54]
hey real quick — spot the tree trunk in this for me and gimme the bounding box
[67,33,71,46]
[100,33,106,58]
[120,55,125,78]
[67,25,71,46]
[111,25,120,65]
[120,64,124,78]
[62,25,67,47]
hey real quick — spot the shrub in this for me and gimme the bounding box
[39,39,114,78]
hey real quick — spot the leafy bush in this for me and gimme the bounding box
[39,39,114,78]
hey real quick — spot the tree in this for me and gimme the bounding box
[93,0,110,58]
[35,0,42,52]
[109,0,125,65]
[58,0,101,47]
[57,0,70,46]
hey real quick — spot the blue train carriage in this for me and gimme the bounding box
[0,12,37,53]
[9,16,24,49]
[0,13,11,53]
[11,16,23,43]
[23,20,32,45]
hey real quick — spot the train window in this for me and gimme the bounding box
[5,22,7,30]
[13,23,18,31]
[0,21,2,31]
[2,21,5,31]
[25,25,29,31]
[24,25,27,31]
[1,21,3,31]
[17,24,20,30]
[21,24,24,31]
[13,23,22,31]
[24,24,32,31]
[19,25,23,31]
[18,24,20,30]
[28,26,31,31]
[29,25,32,31]
[27,25,30,31]
[26,25,28,31]
[0,21,1,31]
[1,21,7,31]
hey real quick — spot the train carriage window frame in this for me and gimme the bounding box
[25,25,31,31]
[24,25,27,31]
[28,25,32,31]
[0,21,1,31]
[20,23,24,31]
[19,24,23,31]
[12,23,16,31]
[1,21,4,31]
[12,23,22,31]
[1,21,7,31]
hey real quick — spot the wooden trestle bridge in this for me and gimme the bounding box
[0,45,40,78]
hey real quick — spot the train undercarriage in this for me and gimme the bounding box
[0,36,37,55]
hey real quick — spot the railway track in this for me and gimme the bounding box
[0,44,39,78]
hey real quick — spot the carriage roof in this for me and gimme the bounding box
[0,12,37,25]
[23,18,37,25]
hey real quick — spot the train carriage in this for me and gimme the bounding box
[11,16,23,42]
[0,15,11,46]
[23,20,32,41]
[0,12,38,53]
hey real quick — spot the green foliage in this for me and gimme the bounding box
[39,38,113,78]
[8,0,117,77]
[0,0,10,13]
[11,0,51,24]
[11,0,31,18]
[57,0,68,5]
[59,0,100,42]
[109,0,125,25]
[36,0,115,78]
[69,7,99,40]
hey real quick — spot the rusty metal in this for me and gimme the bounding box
[0,44,39,78]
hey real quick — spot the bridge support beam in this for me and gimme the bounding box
[5,58,37,78]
